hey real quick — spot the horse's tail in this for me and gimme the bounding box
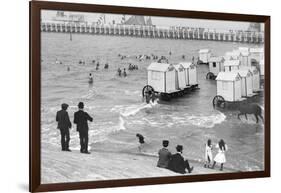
[256,104,264,123]
[257,104,264,114]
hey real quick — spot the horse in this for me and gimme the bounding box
[237,103,264,123]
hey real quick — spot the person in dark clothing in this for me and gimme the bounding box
[168,145,194,174]
[74,102,93,154]
[117,68,122,77]
[136,133,145,152]
[157,140,172,168]
[56,103,72,151]
[123,68,127,77]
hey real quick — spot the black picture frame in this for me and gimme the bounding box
[30,1,270,192]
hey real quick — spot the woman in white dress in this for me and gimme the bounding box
[212,139,228,171]
[204,139,213,168]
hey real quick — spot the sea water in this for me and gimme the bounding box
[41,33,264,172]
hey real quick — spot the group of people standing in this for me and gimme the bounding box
[204,139,228,171]
[56,102,93,154]
[117,68,127,77]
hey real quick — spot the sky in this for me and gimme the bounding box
[41,10,263,31]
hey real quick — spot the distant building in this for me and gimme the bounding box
[53,11,86,24]
[123,16,153,26]
[248,23,262,32]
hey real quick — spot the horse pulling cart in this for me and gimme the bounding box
[212,71,259,109]
[142,62,199,103]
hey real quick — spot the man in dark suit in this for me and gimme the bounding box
[168,145,194,174]
[56,103,72,151]
[74,102,93,154]
[157,140,172,168]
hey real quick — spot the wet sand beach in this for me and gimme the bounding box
[41,142,237,183]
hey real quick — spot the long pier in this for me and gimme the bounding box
[41,22,264,44]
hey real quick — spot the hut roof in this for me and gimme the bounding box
[240,66,259,74]
[216,72,241,81]
[179,62,195,69]
[250,47,264,53]
[232,69,252,77]
[240,51,250,56]
[199,49,210,53]
[238,47,250,52]
[173,64,184,71]
[224,60,240,67]
[226,50,241,57]
[147,62,174,72]
[209,56,224,62]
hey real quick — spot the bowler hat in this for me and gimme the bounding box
[78,102,84,109]
[61,103,69,110]
[176,145,183,152]
[162,140,169,147]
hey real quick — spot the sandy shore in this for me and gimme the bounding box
[41,143,238,184]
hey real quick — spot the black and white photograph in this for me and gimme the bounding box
[40,9,265,184]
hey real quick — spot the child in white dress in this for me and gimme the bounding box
[212,139,228,171]
[204,139,213,168]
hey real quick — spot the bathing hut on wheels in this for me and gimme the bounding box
[213,71,244,108]
[224,60,240,72]
[180,62,198,87]
[142,62,198,102]
[174,64,187,90]
[241,66,261,92]
[198,49,211,64]
[249,47,264,65]
[232,69,254,97]
[224,51,240,61]
[206,56,225,80]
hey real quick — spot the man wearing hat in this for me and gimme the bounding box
[168,145,194,174]
[74,102,93,154]
[157,140,172,168]
[56,103,72,151]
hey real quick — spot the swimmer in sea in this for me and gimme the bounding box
[88,73,93,84]
[123,68,127,77]
[117,68,122,77]
[136,133,145,152]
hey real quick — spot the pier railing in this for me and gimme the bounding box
[40,22,264,44]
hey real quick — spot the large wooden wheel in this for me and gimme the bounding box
[206,72,215,80]
[142,85,154,97]
[212,95,226,108]
[142,85,155,103]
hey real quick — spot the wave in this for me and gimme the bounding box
[111,101,159,117]
[188,113,226,128]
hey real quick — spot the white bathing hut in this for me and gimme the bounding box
[224,60,240,72]
[224,51,240,61]
[232,69,254,97]
[147,62,177,93]
[235,47,251,66]
[199,49,211,63]
[180,62,198,86]
[249,47,264,64]
[240,51,250,66]
[174,64,187,90]
[216,72,242,102]
[241,66,260,92]
[238,47,250,53]
[208,56,225,76]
